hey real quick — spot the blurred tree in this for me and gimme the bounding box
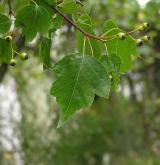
[0,0,160,165]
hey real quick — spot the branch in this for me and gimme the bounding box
[0,64,8,83]
[7,0,15,17]
[44,2,106,42]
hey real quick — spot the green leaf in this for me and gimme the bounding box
[103,20,138,72]
[50,54,111,127]
[15,4,51,40]
[40,37,52,69]
[43,0,55,5]
[49,15,63,35]
[0,38,12,64]
[76,14,102,59]
[34,0,55,16]
[0,13,11,34]
[59,0,77,14]
[48,15,63,38]
[101,55,121,89]
[101,55,121,73]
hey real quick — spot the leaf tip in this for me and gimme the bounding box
[57,117,66,128]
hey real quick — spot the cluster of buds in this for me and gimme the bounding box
[139,22,150,31]
[117,22,150,47]
[4,35,28,66]
[135,23,150,47]
[135,35,150,47]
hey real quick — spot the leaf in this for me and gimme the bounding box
[50,54,111,127]
[43,0,55,5]
[48,15,63,38]
[59,0,77,14]
[0,38,12,64]
[103,20,138,72]
[101,55,121,73]
[15,4,51,40]
[101,55,121,89]
[34,0,55,16]
[40,37,52,69]
[0,13,11,34]
[49,15,63,35]
[76,14,102,59]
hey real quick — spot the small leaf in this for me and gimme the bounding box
[50,54,111,127]
[59,0,77,14]
[76,14,102,59]
[101,55,121,89]
[0,13,11,34]
[103,20,138,72]
[35,0,55,15]
[101,55,121,73]
[40,37,52,69]
[0,38,12,64]
[49,15,63,35]
[15,4,51,40]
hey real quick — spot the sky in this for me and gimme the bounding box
[137,0,151,7]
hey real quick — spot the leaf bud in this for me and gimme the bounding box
[142,35,150,42]
[143,22,150,29]
[19,52,28,60]
[118,32,126,40]
[135,39,144,47]
[5,36,12,42]
[10,59,16,66]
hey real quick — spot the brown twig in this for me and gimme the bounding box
[7,0,15,17]
[44,2,107,42]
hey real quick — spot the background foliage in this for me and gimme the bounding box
[0,0,160,165]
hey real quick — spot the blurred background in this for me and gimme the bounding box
[0,0,160,164]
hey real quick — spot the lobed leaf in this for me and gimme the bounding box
[50,54,111,127]
[15,4,51,40]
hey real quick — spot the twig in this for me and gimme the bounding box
[7,0,15,17]
[43,2,107,42]
[76,0,84,6]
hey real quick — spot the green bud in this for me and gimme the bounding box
[139,25,145,31]
[142,35,150,42]
[143,22,149,29]
[109,74,113,79]
[5,36,12,42]
[19,52,28,60]
[10,59,16,66]
[135,39,144,47]
[118,32,126,40]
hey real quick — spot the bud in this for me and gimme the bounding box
[118,32,126,40]
[135,39,144,47]
[139,25,145,31]
[5,36,12,42]
[19,52,28,60]
[109,74,113,79]
[142,35,150,42]
[143,22,149,29]
[10,59,16,66]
